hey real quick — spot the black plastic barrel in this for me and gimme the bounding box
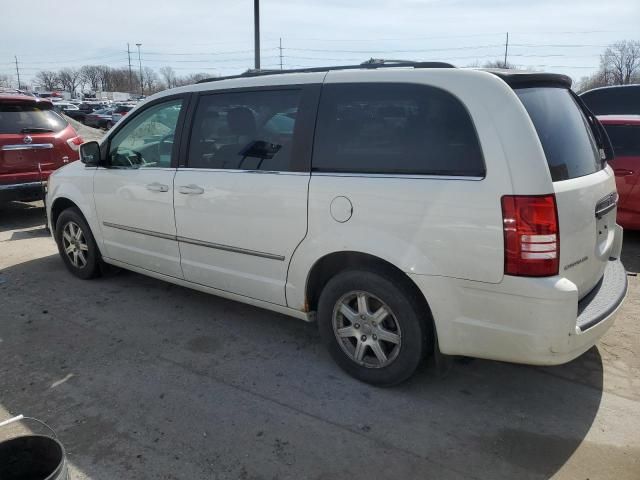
[0,434,67,480]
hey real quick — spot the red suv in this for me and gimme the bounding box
[598,115,640,230]
[0,94,82,203]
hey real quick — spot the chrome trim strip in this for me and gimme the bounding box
[176,168,307,176]
[1,143,54,151]
[311,172,484,180]
[0,181,43,191]
[102,222,176,241]
[177,236,285,261]
[102,222,284,261]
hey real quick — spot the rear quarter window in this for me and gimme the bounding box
[516,87,602,181]
[0,103,68,134]
[312,83,485,176]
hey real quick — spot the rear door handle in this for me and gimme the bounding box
[146,182,169,192]
[178,184,204,195]
[613,168,634,176]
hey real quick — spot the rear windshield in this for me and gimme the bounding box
[603,124,640,157]
[516,87,601,181]
[0,103,68,134]
[580,86,640,115]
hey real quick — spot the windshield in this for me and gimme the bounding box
[0,103,68,134]
[516,87,602,181]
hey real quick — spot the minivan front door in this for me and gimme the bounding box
[173,86,319,305]
[94,97,186,278]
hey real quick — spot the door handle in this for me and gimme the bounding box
[178,184,205,195]
[613,168,634,176]
[146,182,169,192]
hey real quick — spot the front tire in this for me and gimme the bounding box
[317,269,429,386]
[55,208,102,279]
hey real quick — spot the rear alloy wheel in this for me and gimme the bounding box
[318,269,429,386]
[333,291,402,368]
[55,208,102,279]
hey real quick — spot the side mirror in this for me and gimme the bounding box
[80,141,101,167]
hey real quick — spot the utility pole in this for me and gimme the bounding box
[254,0,260,70]
[127,43,133,93]
[14,56,21,90]
[279,38,283,70]
[136,43,143,96]
[504,32,509,68]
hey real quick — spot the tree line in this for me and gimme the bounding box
[576,40,640,92]
[32,65,212,97]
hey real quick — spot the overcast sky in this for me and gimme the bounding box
[1,0,638,87]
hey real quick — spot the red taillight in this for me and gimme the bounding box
[501,194,559,277]
[66,136,83,151]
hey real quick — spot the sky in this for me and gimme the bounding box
[0,0,638,88]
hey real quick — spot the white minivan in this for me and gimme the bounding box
[46,62,628,385]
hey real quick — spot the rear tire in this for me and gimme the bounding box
[317,269,429,386]
[54,208,102,280]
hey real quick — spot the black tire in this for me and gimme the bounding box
[55,207,102,279]
[317,269,430,386]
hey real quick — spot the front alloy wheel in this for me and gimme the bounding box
[62,221,89,269]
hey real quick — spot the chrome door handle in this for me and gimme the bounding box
[178,184,204,195]
[146,182,169,192]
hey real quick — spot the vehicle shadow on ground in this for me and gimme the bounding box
[0,201,46,234]
[0,252,605,479]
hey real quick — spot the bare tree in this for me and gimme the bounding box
[600,40,640,85]
[57,68,82,97]
[483,60,518,69]
[159,66,177,89]
[35,70,60,91]
[0,74,11,88]
[177,72,213,86]
[80,65,103,92]
[142,66,159,93]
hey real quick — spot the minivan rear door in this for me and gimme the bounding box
[516,87,618,297]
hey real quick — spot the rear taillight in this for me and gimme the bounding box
[66,136,83,151]
[501,194,559,277]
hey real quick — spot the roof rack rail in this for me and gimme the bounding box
[196,59,455,84]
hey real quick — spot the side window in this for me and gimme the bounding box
[312,83,485,176]
[603,125,640,157]
[187,89,302,171]
[108,99,183,169]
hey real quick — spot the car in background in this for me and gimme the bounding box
[0,94,82,203]
[52,102,80,116]
[580,84,640,115]
[107,104,135,129]
[598,114,640,230]
[84,108,114,129]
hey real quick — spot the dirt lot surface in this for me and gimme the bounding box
[0,200,638,479]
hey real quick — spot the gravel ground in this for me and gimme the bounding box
[0,201,638,480]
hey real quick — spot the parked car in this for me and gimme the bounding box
[46,63,627,385]
[580,84,640,115]
[598,114,640,230]
[107,104,135,129]
[1,94,82,203]
[83,108,114,129]
[52,102,80,115]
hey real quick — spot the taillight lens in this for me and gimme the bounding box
[501,194,559,277]
[66,136,84,151]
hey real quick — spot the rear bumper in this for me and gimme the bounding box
[409,257,628,366]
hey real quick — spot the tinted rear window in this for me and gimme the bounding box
[580,86,640,115]
[312,83,485,176]
[604,124,640,157]
[516,87,601,181]
[0,103,67,134]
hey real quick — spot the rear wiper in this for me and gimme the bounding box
[20,127,54,133]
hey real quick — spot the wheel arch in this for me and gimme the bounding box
[51,197,81,230]
[305,251,431,315]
